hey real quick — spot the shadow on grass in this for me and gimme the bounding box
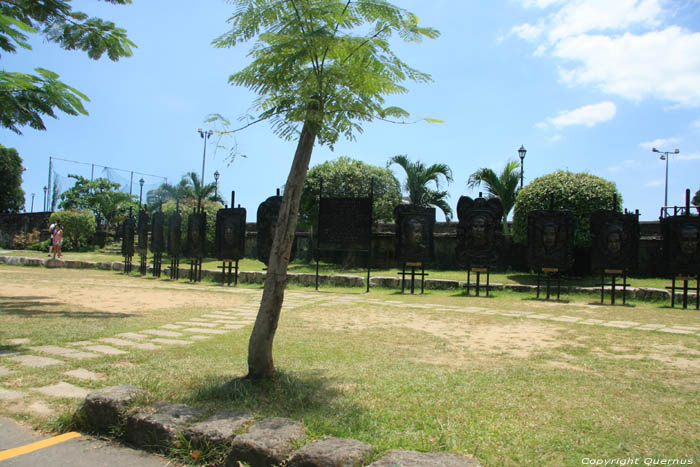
[190,370,365,422]
[0,297,133,319]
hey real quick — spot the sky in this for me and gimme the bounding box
[3,0,700,222]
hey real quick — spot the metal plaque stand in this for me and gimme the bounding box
[667,275,699,309]
[219,260,239,286]
[139,252,147,275]
[397,262,428,294]
[123,255,133,274]
[536,267,562,300]
[169,257,180,280]
[189,258,202,282]
[152,253,162,278]
[599,269,629,305]
[466,267,490,296]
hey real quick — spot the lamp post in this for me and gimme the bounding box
[31,193,35,213]
[652,147,679,214]
[518,145,527,190]
[214,170,220,201]
[139,177,145,208]
[42,186,47,211]
[197,128,214,210]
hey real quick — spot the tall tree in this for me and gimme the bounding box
[387,154,453,220]
[214,0,438,379]
[0,145,25,213]
[58,174,134,227]
[693,188,699,209]
[467,159,521,235]
[0,0,135,134]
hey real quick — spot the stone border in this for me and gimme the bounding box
[0,254,692,302]
[76,385,482,467]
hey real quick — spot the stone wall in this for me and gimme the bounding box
[0,212,52,248]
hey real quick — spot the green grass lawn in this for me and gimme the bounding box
[0,265,698,466]
[1,248,675,289]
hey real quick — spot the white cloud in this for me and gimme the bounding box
[677,152,700,161]
[511,1,700,107]
[539,101,616,128]
[692,118,700,128]
[645,179,664,187]
[639,137,681,150]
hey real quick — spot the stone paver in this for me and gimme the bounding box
[100,338,141,347]
[160,324,183,330]
[181,328,228,335]
[189,335,211,341]
[658,328,695,335]
[601,321,639,328]
[31,381,90,399]
[116,332,150,340]
[29,345,100,360]
[150,338,193,345]
[7,355,64,367]
[550,315,583,322]
[0,387,23,400]
[83,345,129,355]
[579,319,605,325]
[66,341,95,347]
[527,313,553,319]
[177,321,220,328]
[635,324,666,330]
[222,324,246,329]
[140,329,184,338]
[64,368,104,381]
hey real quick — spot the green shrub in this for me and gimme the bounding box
[50,210,97,251]
[512,170,621,248]
[12,229,40,249]
[27,239,50,251]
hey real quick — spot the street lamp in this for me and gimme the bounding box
[43,186,47,211]
[31,193,35,213]
[197,128,214,209]
[139,177,145,208]
[214,170,220,201]
[518,145,527,190]
[651,147,679,213]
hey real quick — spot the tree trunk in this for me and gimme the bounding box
[246,119,317,379]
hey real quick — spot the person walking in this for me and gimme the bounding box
[52,223,63,260]
[48,222,56,257]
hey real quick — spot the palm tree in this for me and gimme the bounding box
[158,172,220,205]
[467,159,521,235]
[388,154,454,221]
[157,178,194,202]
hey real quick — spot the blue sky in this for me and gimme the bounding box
[3,0,700,221]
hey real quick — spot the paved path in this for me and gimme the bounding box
[0,417,182,466]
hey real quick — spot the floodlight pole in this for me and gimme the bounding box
[42,186,47,211]
[31,193,35,213]
[197,128,213,210]
[652,147,680,216]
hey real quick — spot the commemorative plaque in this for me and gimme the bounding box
[215,206,246,261]
[661,215,700,276]
[137,208,149,253]
[187,211,207,259]
[456,195,505,268]
[394,204,435,264]
[590,210,639,273]
[317,197,372,251]
[256,193,296,265]
[527,209,575,272]
[150,210,165,255]
[167,210,182,258]
[121,215,135,257]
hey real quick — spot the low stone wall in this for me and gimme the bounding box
[0,255,689,303]
[77,385,483,467]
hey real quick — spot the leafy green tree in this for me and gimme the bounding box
[58,174,134,227]
[0,0,135,134]
[214,0,438,379]
[512,170,622,248]
[50,210,96,251]
[299,156,401,230]
[158,172,220,205]
[693,188,699,209]
[467,159,521,235]
[0,145,25,213]
[387,154,453,220]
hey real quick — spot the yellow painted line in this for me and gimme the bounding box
[0,432,81,461]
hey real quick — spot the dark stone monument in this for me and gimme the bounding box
[394,204,435,264]
[187,210,206,282]
[527,209,575,272]
[137,208,149,253]
[456,195,505,268]
[256,191,296,265]
[215,207,246,261]
[151,211,165,255]
[167,207,182,280]
[121,213,135,273]
[590,210,639,273]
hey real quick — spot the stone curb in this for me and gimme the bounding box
[0,255,694,302]
[76,385,482,467]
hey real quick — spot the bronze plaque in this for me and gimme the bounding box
[590,210,639,272]
[318,197,372,251]
[215,207,246,261]
[167,211,182,257]
[137,208,149,253]
[394,204,435,263]
[256,195,296,265]
[150,211,165,254]
[121,216,135,257]
[661,215,700,275]
[527,210,575,272]
[456,195,505,268]
[187,211,207,259]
